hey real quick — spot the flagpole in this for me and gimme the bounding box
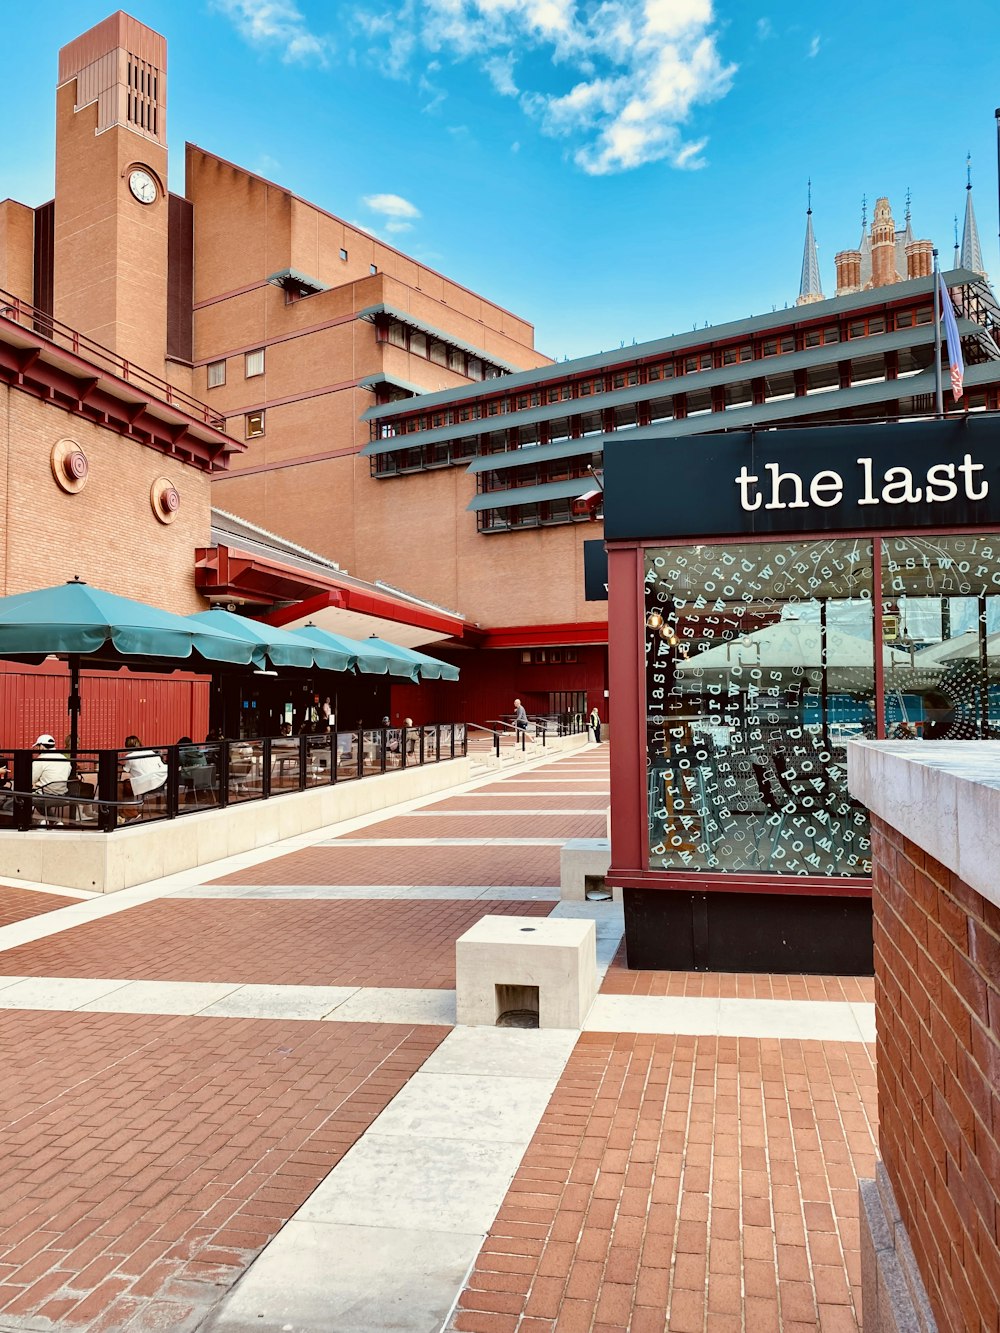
[932,247,943,418]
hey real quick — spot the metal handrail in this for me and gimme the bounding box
[0,286,226,428]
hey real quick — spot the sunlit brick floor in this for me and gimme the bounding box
[0,745,880,1331]
[0,1009,444,1330]
[0,883,78,926]
[448,1033,876,1333]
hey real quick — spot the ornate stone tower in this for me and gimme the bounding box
[869,197,898,287]
[54,12,169,373]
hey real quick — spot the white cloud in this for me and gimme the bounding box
[213,0,332,65]
[356,0,736,175]
[756,17,772,40]
[808,34,821,57]
[362,193,422,220]
[385,220,414,234]
[485,53,519,97]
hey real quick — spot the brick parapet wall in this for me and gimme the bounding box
[870,812,1000,1331]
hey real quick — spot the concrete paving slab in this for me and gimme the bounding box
[370,1070,557,1143]
[76,979,242,1014]
[323,987,457,1025]
[584,993,875,1041]
[200,1219,481,1333]
[198,983,360,1020]
[168,883,559,901]
[418,1024,577,1078]
[296,1133,525,1233]
[0,975,131,1009]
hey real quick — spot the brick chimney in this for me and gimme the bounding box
[905,238,933,280]
[835,249,862,296]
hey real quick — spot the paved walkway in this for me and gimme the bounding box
[0,745,877,1332]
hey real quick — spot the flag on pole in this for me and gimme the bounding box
[938,273,965,401]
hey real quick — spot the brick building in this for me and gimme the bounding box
[2,10,999,741]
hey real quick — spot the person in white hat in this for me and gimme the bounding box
[31,735,71,795]
[31,735,71,822]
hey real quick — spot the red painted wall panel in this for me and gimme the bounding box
[389,646,608,730]
[0,661,209,748]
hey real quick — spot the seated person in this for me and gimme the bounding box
[177,736,206,773]
[121,735,168,801]
[31,735,72,821]
[32,734,71,792]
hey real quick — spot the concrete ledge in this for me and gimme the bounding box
[0,759,473,894]
[455,914,597,1029]
[847,740,1000,911]
[860,1164,938,1333]
[560,838,617,902]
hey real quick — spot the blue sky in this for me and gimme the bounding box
[2,1,999,361]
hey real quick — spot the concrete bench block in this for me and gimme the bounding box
[560,838,617,902]
[455,915,597,1029]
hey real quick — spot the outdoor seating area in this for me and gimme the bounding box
[0,724,467,832]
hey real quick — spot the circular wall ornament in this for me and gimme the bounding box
[50,439,89,494]
[150,477,181,524]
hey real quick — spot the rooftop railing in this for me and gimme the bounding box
[0,287,226,429]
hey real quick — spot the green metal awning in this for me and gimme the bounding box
[357,372,427,397]
[467,477,597,513]
[466,438,602,474]
[356,303,521,373]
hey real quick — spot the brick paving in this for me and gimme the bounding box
[601,945,875,1002]
[425,794,611,811]
[208,842,563,887]
[0,743,887,1333]
[336,813,607,840]
[0,897,554,989]
[449,1032,877,1333]
[0,884,78,926]
[0,1008,444,1331]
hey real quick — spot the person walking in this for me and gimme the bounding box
[589,705,602,743]
[513,698,530,743]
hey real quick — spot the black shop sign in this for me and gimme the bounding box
[603,417,1000,541]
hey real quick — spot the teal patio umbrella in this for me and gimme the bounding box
[0,578,263,753]
[188,608,354,672]
[290,624,418,679]
[363,635,460,682]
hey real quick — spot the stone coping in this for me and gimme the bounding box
[847,739,1000,911]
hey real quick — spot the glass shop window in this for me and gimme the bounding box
[643,538,875,879]
[880,533,1000,741]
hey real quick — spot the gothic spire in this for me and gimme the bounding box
[960,154,986,277]
[796,180,824,305]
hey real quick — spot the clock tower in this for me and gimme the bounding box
[54,12,169,374]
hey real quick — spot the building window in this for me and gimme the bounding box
[448,348,465,373]
[245,411,265,438]
[207,360,226,389]
[340,248,348,261]
[370,263,377,275]
[245,349,264,378]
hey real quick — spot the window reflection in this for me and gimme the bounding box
[644,540,874,877]
[881,535,1000,740]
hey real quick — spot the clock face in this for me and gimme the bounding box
[128,169,157,204]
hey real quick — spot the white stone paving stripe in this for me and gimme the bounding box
[403,808,603,816]
[201,1027,579,1333]
[167,884,561,900]
[584,993,874,1042]
[320,836,570,846]
[0,969,874,1042]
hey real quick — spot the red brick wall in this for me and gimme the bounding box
[870,814,1000,1331]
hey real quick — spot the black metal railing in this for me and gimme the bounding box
[0,723,467,833]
